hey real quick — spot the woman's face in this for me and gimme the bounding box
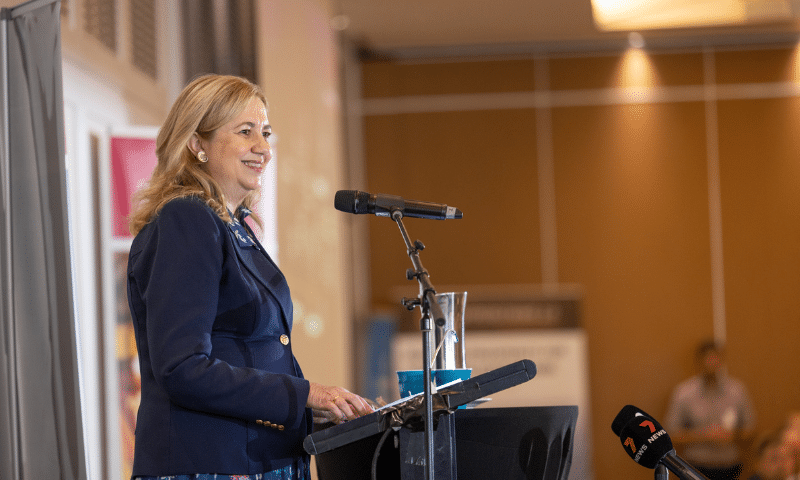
[195,96,271,209]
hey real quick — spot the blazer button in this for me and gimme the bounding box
[256,419,264,425]
[278,425,285,431]
[280,334,289,345]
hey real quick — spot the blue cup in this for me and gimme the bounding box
[435,369,472,409]
[396,369,424,398]
[435,368,472,388]
[396,369,472,400]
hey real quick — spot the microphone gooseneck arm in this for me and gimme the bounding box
[393,209,446,326]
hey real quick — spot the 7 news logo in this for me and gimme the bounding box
[623,418,666,463]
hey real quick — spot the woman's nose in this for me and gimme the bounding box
[253,136,272,160]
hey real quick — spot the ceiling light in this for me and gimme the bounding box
[592,0,799,31]
[628,32,645,48]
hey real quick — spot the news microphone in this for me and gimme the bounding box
[334,190,463,220]
[611,404,643,436]
[612,405,709,480]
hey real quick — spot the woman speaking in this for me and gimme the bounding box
[126,74,372,480]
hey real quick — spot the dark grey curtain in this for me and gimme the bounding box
[0,1,86,479]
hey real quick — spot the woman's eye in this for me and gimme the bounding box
[240,129,251,135]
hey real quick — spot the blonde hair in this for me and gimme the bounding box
[129,74,267,235]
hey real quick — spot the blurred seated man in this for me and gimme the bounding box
[779,412,800,480]
[748,432,795,480]
[665,340,756,479]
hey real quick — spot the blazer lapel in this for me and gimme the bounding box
[226,218,293,330]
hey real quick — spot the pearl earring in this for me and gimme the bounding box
[197,151,208,163]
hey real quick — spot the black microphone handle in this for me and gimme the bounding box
[660,452,710,480]
[334,190,462,220]
[655,464,669,480]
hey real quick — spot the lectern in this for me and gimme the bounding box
[304,360,578,480]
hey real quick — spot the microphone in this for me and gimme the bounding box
[612,405,709,480]
[334,190,463,220]
[611,404,642,436]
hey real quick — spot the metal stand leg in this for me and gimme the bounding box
[399,413,457,480]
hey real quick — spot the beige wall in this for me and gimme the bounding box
[359,46,800,479]
[57,0,172,126]
[257,0,354,393]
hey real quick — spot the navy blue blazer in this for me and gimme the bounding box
[126,197,311,476]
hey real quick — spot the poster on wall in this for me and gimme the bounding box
[110,130,158,479]
[110,136,158,238]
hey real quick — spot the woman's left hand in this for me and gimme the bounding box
[307,382,374,424]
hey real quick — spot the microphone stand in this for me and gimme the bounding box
[659,453,711,480]
[655,463,669,480]
[392,208,448,480]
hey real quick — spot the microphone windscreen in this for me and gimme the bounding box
[617,414,674,469]
[334,190,370,214]
[612,405,649,436]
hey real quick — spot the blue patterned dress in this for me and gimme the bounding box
[134,456,310,480]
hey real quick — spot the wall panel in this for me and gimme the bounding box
[716,47,799,84]
[549,51,705,91]
[364,109,541,320]
[553,101,713,478]
[718,96,800,434]
[362,58,537,97]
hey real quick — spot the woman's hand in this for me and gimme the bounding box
[307,382,374,424]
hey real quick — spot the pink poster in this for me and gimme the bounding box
[110,137,158,238]
[110,134,157,478]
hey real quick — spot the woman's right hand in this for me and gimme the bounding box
[307,382,374,424]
